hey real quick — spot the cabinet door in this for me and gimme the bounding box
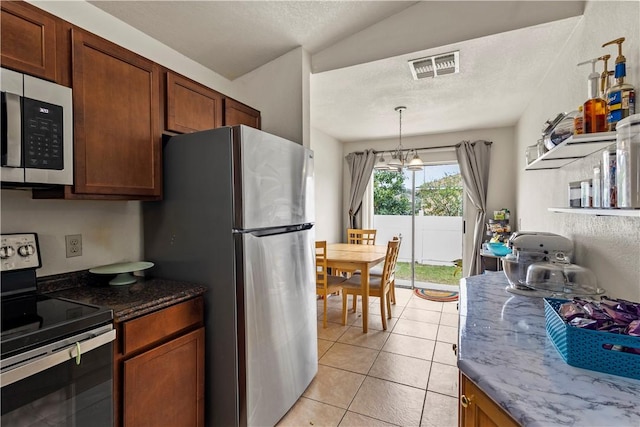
[0,1,57,81]
[459,373,519,427]
[124,327,204,427]
[72,29,161,197]
[166,72,222,133]
[224,97,261,129]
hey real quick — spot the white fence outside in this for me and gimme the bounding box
[373,215,463,266]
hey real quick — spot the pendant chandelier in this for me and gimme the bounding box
[374,106,424,171]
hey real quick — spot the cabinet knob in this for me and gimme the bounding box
[461,394,474,408]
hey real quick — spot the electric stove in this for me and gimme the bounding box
[0,233,113,359]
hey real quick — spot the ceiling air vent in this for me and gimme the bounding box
[409,51,459,80]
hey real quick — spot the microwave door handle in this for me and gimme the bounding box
[3,92,22,167]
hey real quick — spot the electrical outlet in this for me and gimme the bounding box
[65,234,82,258]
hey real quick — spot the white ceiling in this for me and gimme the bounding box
[89,1,585,142]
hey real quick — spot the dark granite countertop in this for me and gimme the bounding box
[39,271,207,323]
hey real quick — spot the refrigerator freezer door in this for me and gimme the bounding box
[235,126,314,230]
[241,227,317,427]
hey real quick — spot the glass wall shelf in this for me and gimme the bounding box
[525,132,616,171]
[548,207,640,217]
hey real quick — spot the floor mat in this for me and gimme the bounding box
[414,288,459,302]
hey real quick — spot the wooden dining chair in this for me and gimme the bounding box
[316,241,347,328]
[341,239,400,330]
[353,235,401,310]
[346,228,377,245]
[337,228,378,278]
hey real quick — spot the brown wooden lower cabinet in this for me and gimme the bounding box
[459,372,520,427]
[114,297,204,427]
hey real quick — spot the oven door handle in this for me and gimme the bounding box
[0,328,116,387]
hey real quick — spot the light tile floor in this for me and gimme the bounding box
[278,287,459,427]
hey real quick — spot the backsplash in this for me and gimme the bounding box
[558,150,640,300]
[0,189,142,277]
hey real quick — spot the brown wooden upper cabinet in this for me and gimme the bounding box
[4,2,260,200]
[166,71,222,134]
[71,28,161,198]
[0,1,58,82]
[224,97,261,129]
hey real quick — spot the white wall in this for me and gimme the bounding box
[235,47,311,145]
[310,127,343,243]
[0,190,142,277]
[3,2,311,277]
[302,49,312,148]
[343,127,517,271]
[515,0,640,301]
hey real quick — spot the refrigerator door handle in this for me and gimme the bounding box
[234,223,314,237]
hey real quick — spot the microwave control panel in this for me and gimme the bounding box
[22,98,64,170]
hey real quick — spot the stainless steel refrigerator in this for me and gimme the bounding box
[143,125,317,426]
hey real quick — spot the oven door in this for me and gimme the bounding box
[1,324,115,426]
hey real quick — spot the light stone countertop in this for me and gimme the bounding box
[458,271,640,427]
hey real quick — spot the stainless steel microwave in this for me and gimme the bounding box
[1,67,73,186]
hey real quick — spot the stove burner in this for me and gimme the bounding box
[1,293,112,359]
[1,233,112,361]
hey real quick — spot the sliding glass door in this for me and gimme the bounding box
[372,163,463,289]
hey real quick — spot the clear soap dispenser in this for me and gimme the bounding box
[577,58,608,133]
[602,37,636,130]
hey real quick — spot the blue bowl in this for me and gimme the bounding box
[487,242,512,256]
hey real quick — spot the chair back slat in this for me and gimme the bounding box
[347,228,377,245]
[315,240,328,289]
[381,239,400,288]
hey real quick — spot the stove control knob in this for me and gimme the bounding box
[1,246,15,259]
[18,245,35,257]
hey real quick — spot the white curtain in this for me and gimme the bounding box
[361,176,374,229]
[456,140,492,276]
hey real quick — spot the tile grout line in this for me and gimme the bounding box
[419,316,441,426]
[313,293,459,426]
[337,336,383,426]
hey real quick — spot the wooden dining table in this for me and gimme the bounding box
[325,243,388,333]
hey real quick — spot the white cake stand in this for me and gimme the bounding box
[90,261,154,286]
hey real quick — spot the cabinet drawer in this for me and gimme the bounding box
[122,297,203,355]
